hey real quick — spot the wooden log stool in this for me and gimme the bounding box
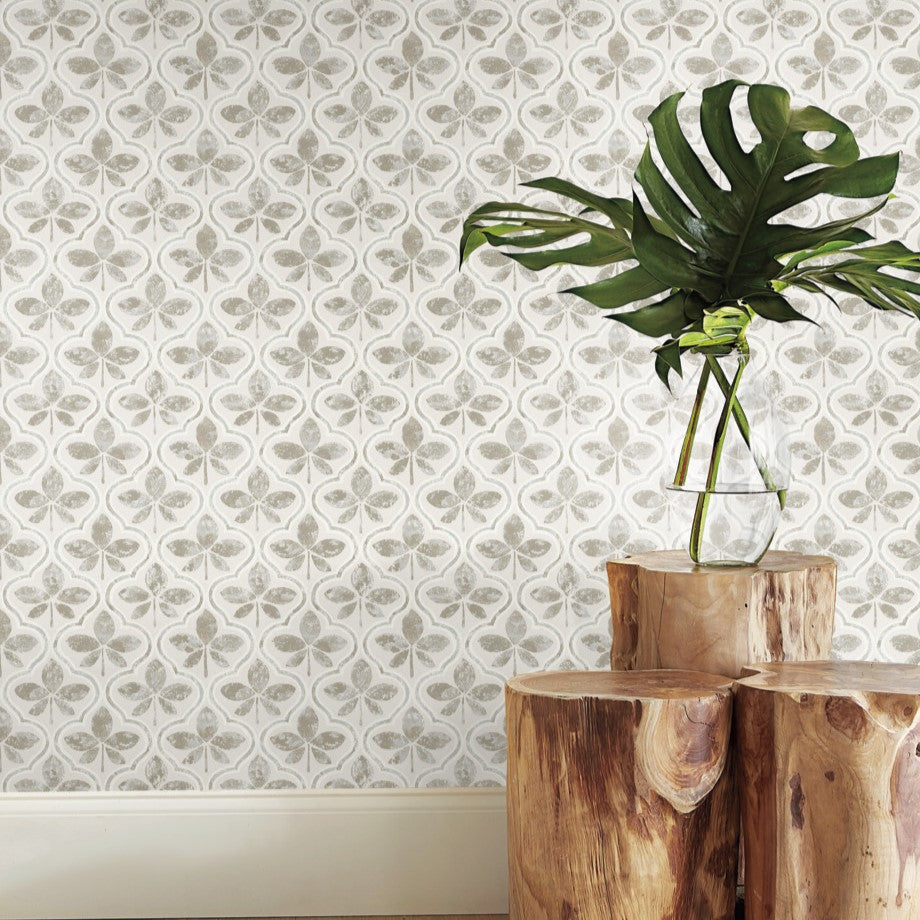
[735,661,920,919]
[608,549,837,910]
[506,670,739,920]
[606,551,836,678]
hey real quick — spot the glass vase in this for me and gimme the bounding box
[666,345,790,567]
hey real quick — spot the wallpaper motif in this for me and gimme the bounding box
[0,0,919,791]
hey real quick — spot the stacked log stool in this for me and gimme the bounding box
[504,552,920,919]
[735,661,920,919]
[606,550,837,677]
[505,670,739,920]
[606,549,837,906]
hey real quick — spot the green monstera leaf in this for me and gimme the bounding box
[460,79,920,386]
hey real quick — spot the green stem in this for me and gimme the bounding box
[689,492,709,563]
[689,354,746,564]
[673,361,711,487]
[705,355,779,493]
[706,357,745,491]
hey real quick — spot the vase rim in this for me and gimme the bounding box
[667,483,788,495]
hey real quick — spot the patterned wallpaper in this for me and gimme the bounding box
[0,0,919,792]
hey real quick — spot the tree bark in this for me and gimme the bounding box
[506,670,739,920]
[735,661,920,919]
[606,550,836,679]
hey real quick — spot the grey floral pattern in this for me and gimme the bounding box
[0,0,917,792]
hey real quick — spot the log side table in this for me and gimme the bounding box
[506,670,739,920]
[606,550,837,679]
[735,661,920,920]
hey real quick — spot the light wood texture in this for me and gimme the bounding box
[188,916,508,919]
[606,550,837,679]
[506,670,739,920]
[735,661,920,919]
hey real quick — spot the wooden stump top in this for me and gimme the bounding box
[508,669,733,702]
[735,659,920,918]
[607,550,836,679]
[739,660,920,696]
[611,549,835,576]
[506,668,739,919]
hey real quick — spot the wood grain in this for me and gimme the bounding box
[735,661,920,919]
[606,550,836,678]
[506,670,739,920]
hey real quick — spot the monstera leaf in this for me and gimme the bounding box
[461,79,920,384]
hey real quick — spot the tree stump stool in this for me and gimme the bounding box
[606,550,836,679]
[735,661,920,919]
[506,670,739,920]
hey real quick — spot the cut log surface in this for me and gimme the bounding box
[735,661,920,920]
[606,550,836,678]
[506,670,739,920]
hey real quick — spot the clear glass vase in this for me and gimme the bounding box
[666,345,790,566]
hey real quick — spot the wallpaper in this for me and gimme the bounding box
[0,0,918,791]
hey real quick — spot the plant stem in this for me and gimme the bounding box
[706,357,745,491]
[705,356,780,493]
[673,360,711,487]
[689,354,746,564]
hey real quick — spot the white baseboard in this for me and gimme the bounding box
[0,788,508,919]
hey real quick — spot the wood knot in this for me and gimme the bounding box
[825,697,868,741]
[789,773,806,829]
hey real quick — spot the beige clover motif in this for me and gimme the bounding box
[220,1,298,48]
[479,32,553,95]
[476,513,553,576]
[118,755,195,792]
[65,610,143,676]
[168,611,246,677]
[425,562,505,626]
[324,659,399,724]
[168,706,247,771]
[64,706,140,771]
[374,417,451,485]
[375,32,450,99]
[118,659,193,723]
[219,562,299,626]
[117,563,197,624]
[117,85,194,146]
[14,275,91,334]
[14,2,93,47]
[168,33,245,100]
[63,514,140,578]
[220,659,295,721]
[14,82,90,141]
[272,33,346,93]
[270,706,346,769]
[373,707,451,772]
[14,755,91,792]
[271,609,349,675]
[477,609,554,670]
[117,1,196,43]
[270,513,346,575]
[167,515,248,577]
[0,609,39,674]
[14,658,90,720]
[65,32,141,97]
[15,466,89,526]
[0,707,41,769]
[13,562,92,625]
